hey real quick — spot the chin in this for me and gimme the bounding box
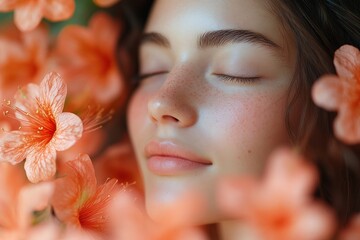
[142,173,221,225]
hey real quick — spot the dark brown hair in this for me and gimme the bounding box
[115,0,360,226]
[267,0,360,225]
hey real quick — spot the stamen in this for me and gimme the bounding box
[80,105,114,133]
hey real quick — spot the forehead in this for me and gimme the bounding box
[145,0,289,50]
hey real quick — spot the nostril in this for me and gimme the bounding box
[162,115,179,122]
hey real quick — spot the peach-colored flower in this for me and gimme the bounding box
[0,0,75,32]
[94,136,143,191]
[339,214,360,240]
[0,162,55,239]
[218,148,336,240]
[108,191,208,240]
[312,44,360,144]
[52,153,118,234]
[0,163,27,231]
[58,129,106,162]
[54,12,124,106]
[0,72,83,183]
[93,0,120,7]
[0,23,50,101]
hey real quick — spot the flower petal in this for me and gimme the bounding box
[78,178,118,231]
[0,163,26,229]
[14,2,43,32]
[14,83,40,122]
[52,154,97,224]
[89,12,120,52]
[93,0,119,7]
[290,203,336,240]
[312,75,344,111]
[52,112,83,151]
[24,145,56,183]
[39,72,67,116]
[22,24,49,66]
[0,131,27,164]
[17,182,54,229]
[334,105,360,144]
[0,0,19,11]
[334,45,360,80]
[44,0,75,21]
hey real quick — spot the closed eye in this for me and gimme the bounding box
[135,71,168,82]
[213,73,260,83]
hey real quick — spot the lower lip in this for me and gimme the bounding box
[147,156,211,175]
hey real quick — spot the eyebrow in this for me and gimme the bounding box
[198,29,280,49]
[140,29,280,50]
[140,32,171,48]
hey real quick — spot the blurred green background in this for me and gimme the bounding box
[0,0,101,35]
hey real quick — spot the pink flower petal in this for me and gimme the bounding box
[0,0,19,11]
[44,0,75,21]
[290,203,336,240]
[52,154,97,224]
[334,105,360,144]
[94,68,123,104]
[39,72,67,116]
[334,45,360,80]
[0,131,27,164]
[312,75,344,111]
[90,12,120,51]
[93,0,120,7]
[17,182,54,229]
[22,24,49,65]
[14,83,40,122]
[265,148,317,202]
[52,112,83,151]
[24,145,56,183]
[217,176,256,218]
[14,1,43,32]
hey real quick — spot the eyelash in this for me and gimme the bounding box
[136,71,168,81]
[135,72,260,84]
[213,74,260,83]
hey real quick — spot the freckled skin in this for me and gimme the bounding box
[127,0,296,224]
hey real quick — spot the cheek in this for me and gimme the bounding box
[127,89,150,148]
[205,91,289,176]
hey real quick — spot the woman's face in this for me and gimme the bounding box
[127,0,296,223]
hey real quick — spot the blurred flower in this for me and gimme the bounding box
[52,153,118,235]
[0,23,50,101]
[58,129,106,162]
[54,12,124,106]
[94,136,143,191]
[312,44,360,144]
[0,0,75,31]
[218,148,336,240]
[108,190,208,240]
[0,23,52,131]
[0,163,27,231]
[93,0,120,7]
[339,214,360,240]
[0,162,54,239]
[0,72,83,183]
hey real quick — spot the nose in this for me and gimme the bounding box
[147,74,198,128]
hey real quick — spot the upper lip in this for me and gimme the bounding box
[145,140,212,165]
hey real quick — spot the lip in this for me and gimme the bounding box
[145,140,212,175]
